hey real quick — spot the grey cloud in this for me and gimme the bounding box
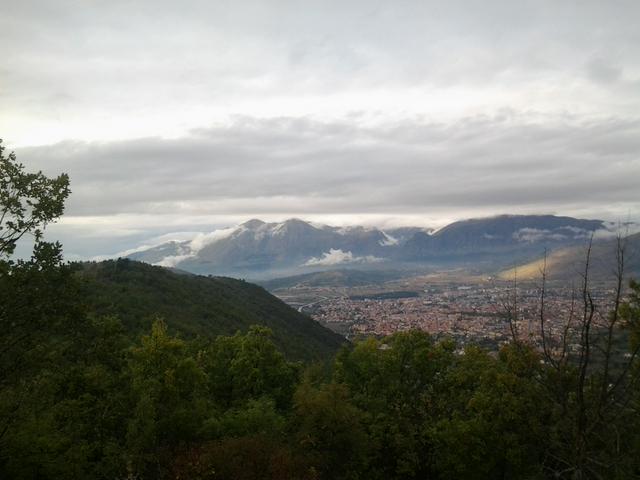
[18,114,640,222]
[586,57,623,85]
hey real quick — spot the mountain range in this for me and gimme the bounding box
[126,215,617,278]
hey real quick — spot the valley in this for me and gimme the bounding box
[267,269,622,351]
[123,213,639,351]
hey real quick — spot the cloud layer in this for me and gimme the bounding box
[3,0,640,146]
[20,114,640,219]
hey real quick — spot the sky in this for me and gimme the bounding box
[1,0,639,258]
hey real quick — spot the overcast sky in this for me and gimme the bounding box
[1,0,639,258]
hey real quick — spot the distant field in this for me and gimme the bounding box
[348,291,421,300]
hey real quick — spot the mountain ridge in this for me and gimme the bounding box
[126,214,617,277]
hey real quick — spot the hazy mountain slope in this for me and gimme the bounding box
[75,259,346,361]
[127,240,191,265]
[385,226,429,243]
[402,215,606,259]
[181,219,345,272]
[132,218,406,275]
[498,232,640,281]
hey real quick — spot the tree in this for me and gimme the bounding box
[291,381,367,480]
[0,139,70,259]
[505,235,640,479]
[204,326,300,410]
[0,144,76,475]
[333,331,454,479]
[0,140,72,387]
[126,319,209,478]
[430,344,549,479]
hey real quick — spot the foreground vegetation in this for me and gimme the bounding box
[1,141,639,479]
[1,260,639,479]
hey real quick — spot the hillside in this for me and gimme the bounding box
[498,232,640,281]
[402,214,605,259]
[74,259,346,361]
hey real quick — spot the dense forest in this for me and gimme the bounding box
[1,141,640,480]
[75,259,346,362]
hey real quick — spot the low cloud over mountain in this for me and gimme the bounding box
[303,249,384,267]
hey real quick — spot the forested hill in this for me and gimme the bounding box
[74,259,346,361]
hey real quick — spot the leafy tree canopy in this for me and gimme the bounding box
[0,139,70,259]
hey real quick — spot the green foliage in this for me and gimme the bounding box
[0,245,79,387]
[205,326,300,410]
[3,254,640,480]
[291,381,367,480]
[3,304,640,480]
[430,345,549,479]
[0,139,70,258]
[0,313,130,479]
[333,331,453,479]
[214,398,286,438]
[126,319,209,478]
